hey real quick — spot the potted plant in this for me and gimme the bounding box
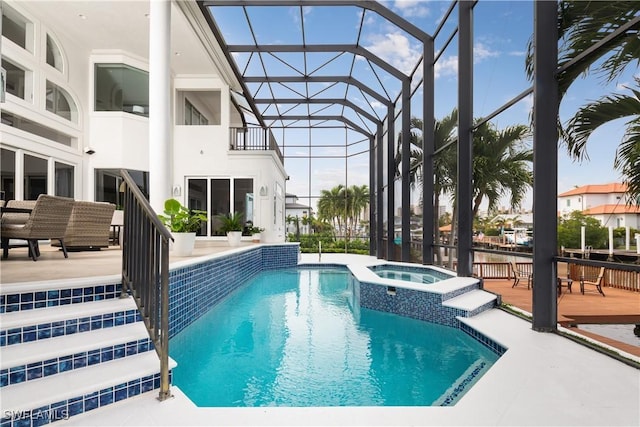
[249,225,265,243]
[216,211,243,246]
[158,198,207,256]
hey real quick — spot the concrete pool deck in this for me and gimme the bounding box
[2,249,639,425]
[52,252,638,426]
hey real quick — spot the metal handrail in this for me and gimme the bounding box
[229,127,284,163]
[120,170,173,401]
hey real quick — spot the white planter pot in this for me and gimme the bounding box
[252,233,261,243]
[172,232,196,256]
[227,231,242,246]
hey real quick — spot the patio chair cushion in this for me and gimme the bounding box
[1,195,75,261]
[2,200,37,225]
[51,201,116,250]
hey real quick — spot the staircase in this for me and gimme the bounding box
[0,280,172,426]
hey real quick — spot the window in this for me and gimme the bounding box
[2,5,32,52]
[185,99,208,125]
[2,57,27,99]
[1,148,16,200]
[46,81,76,122]
[186,177,254,237]
[1,112,73,146]
[46,34,63,72]
[95,63,149,116]
[95,169,148,208]
[55,162,74,197]
[24,154,47,200]
[566,199,570,207]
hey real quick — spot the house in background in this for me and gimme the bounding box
[1,0,287,242]
[285,193,313,235]
[557,183,640,228]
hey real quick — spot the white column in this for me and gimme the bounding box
[580,226,585,254]
[625,226,630,251]
[149,0,172,213]
[608,226,614,256]
[636,234,640,255]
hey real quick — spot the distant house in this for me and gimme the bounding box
[285,193,313,235]
[557,183,640,228]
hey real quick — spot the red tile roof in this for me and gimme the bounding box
[558,183,627,197]
[582,204,640,215]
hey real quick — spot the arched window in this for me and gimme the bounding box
[46,34,64,72]
[46,80,77,122]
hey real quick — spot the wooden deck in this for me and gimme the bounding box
[482,278,640,357]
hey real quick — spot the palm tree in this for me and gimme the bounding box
[565,78,640,203]
[347,185,369,238]
[471,122,533,216]
[317,185,344,237]
[526,1,640,203]
[395,111,458,264]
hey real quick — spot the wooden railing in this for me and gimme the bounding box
[469,261,639,292]
[230,127,284,163]
[120,170,173,401]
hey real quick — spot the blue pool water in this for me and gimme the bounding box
[369,264,453,284]
[170,267,498,407]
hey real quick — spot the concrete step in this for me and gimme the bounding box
[1,297,140,347]
[442,289,497,316]
[0,351,174,415]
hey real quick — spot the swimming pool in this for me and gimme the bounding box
[369,264,454,284]
[170,267,499,407]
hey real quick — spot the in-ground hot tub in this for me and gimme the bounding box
[368,263,455,284]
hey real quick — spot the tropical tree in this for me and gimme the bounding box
[395,111,458,264]
[565,78,640,204]
[346,184,369,237]
[471,121,533,216]
[317,184,370,241]
[557,211,608,249]
[526,1,640,203]
[317,185,344,236]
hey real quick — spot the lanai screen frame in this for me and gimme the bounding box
[196,0,634,331]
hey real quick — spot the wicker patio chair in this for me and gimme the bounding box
[1,195,75,261]
[2,200,37,225]
[51,201,115,250]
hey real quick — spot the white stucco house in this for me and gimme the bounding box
[285,193,312,235]
[557,183,640,228]
[1,0,287,242]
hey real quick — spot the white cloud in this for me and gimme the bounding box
[474,42,499,63]
[364,32,421,75]
[393,0,430,18]
[434,55,458,79]
[508,50,526,57]
[369,100,385,110]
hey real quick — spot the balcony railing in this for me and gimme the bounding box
[230,127,283,163]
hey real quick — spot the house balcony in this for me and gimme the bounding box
[229,127,283,164]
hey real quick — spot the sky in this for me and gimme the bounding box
[210,0,638,214]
